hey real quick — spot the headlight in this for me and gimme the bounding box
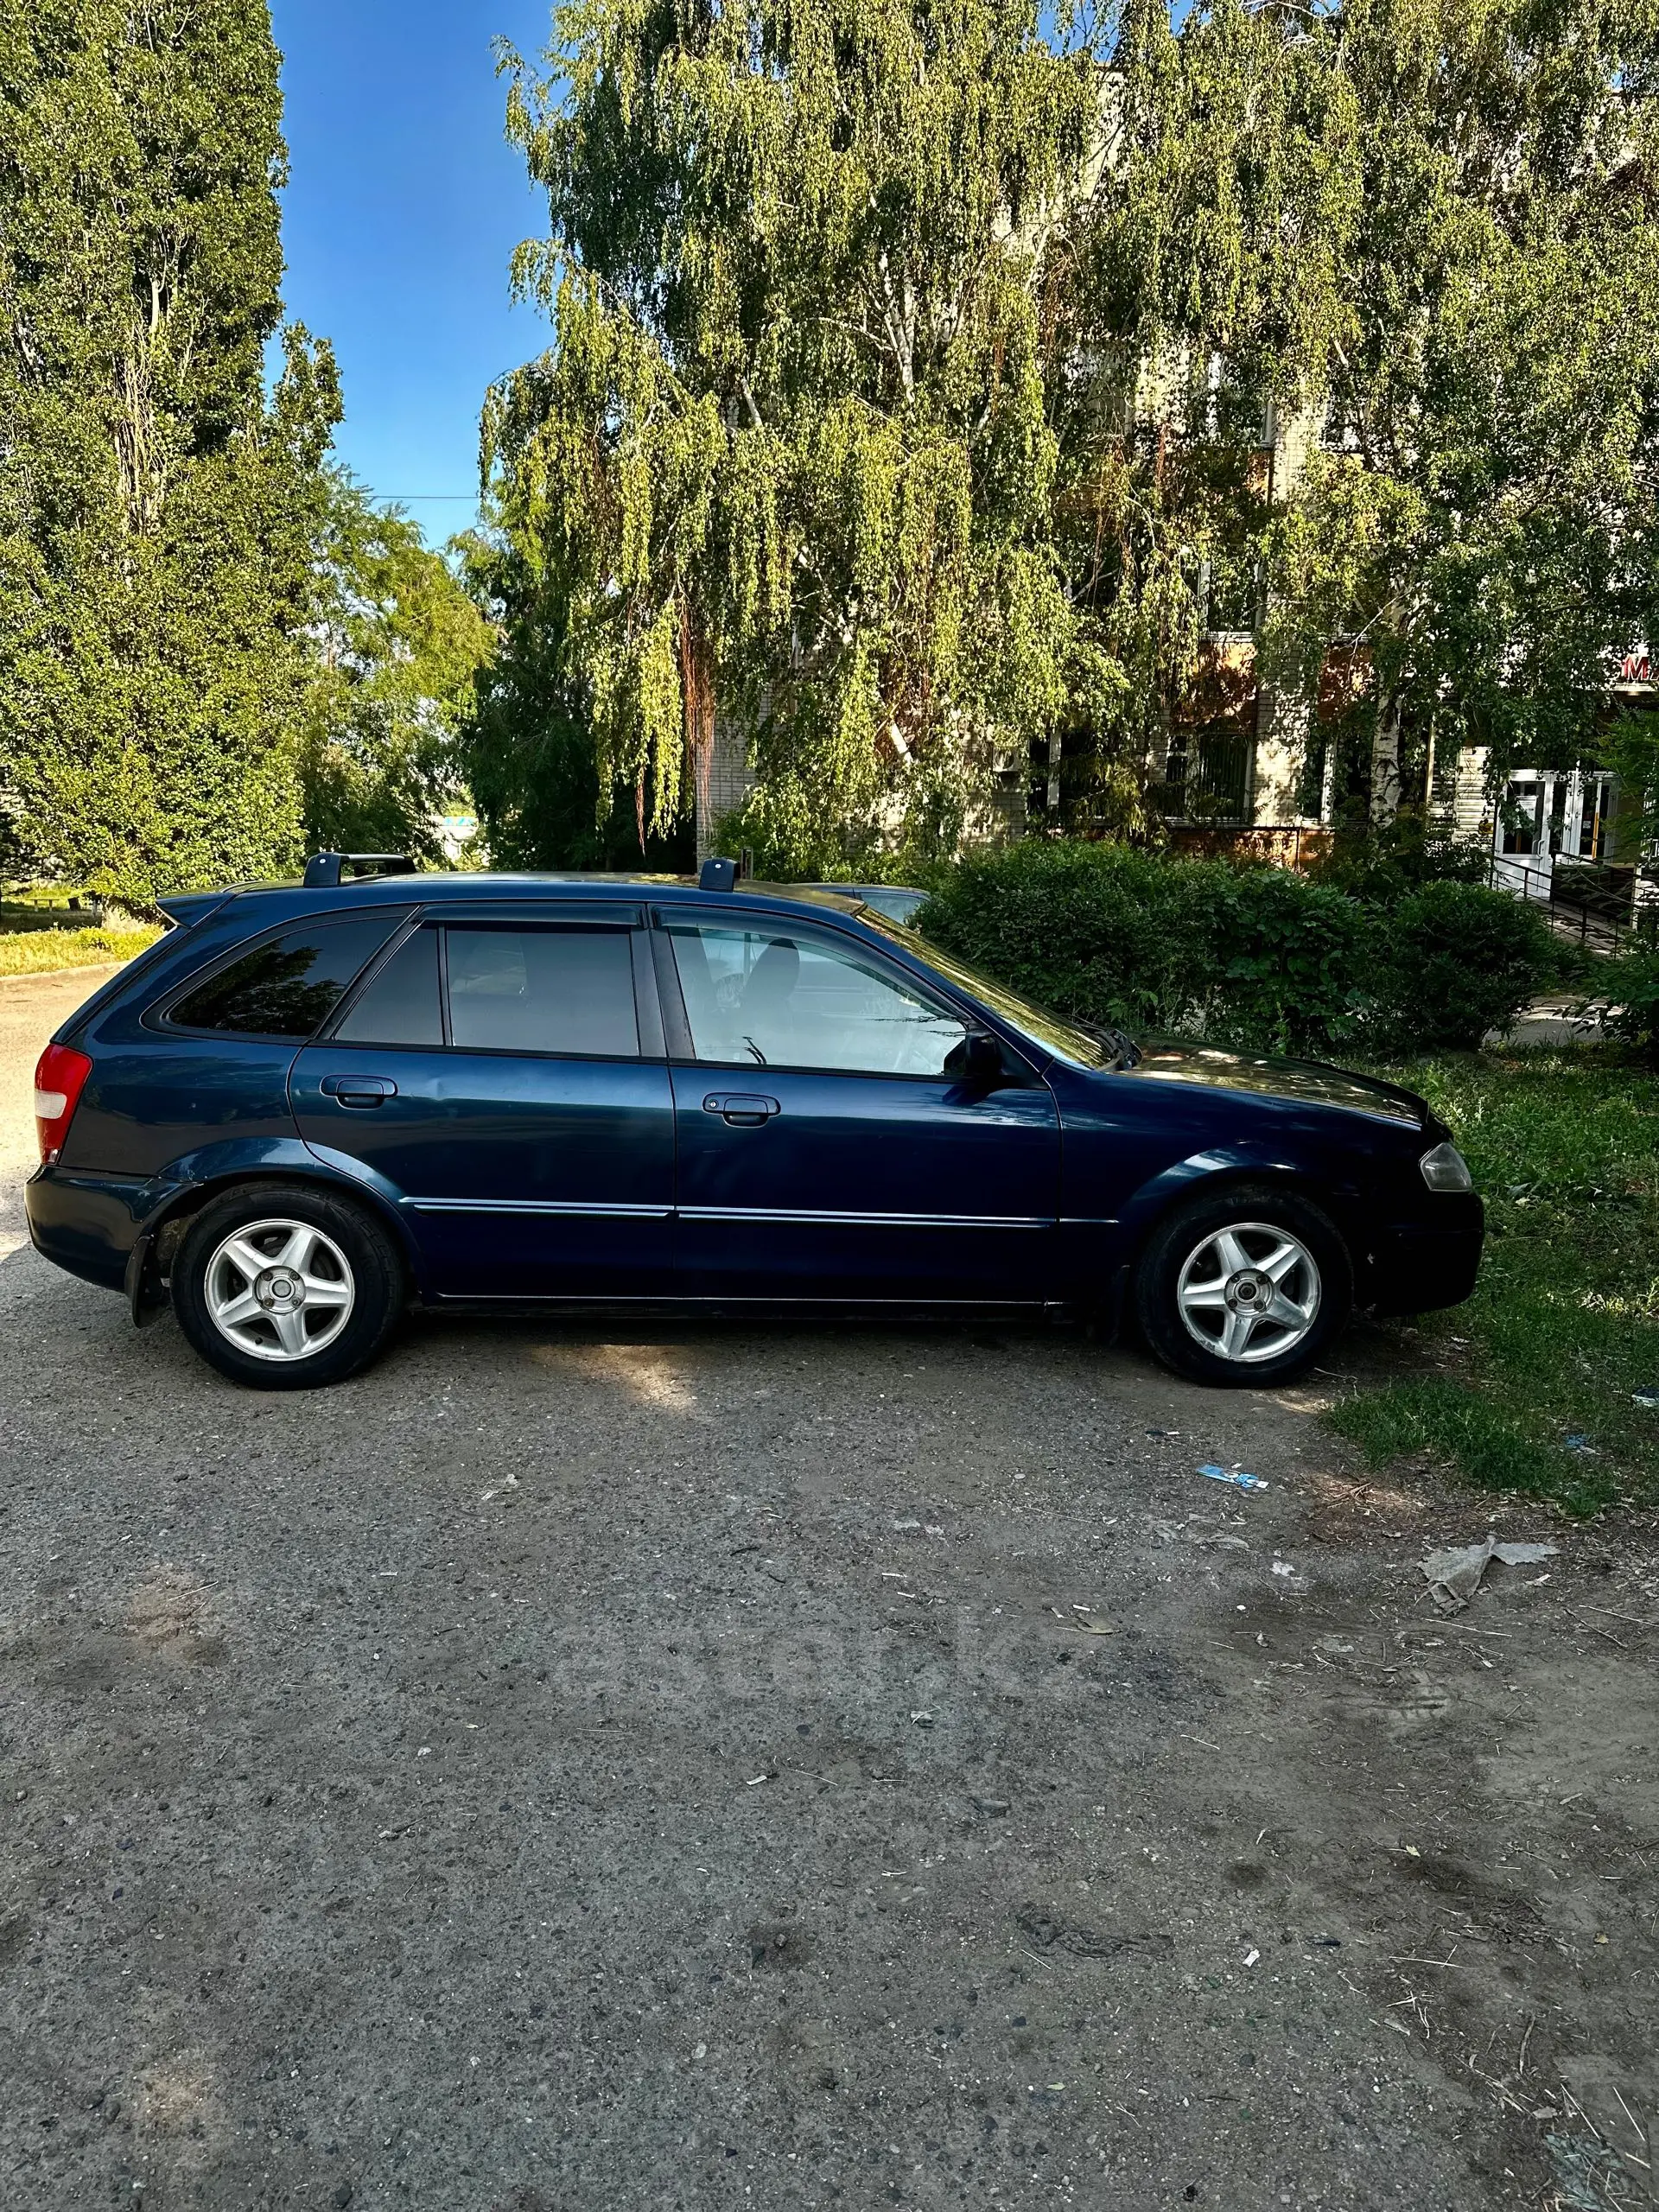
[1421,1141,1473,1192]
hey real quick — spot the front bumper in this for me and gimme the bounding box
[1361,1195,1485,1316]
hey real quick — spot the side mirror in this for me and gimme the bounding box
[947,1027,1004,1084]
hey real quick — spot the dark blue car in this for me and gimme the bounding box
[28,855,1483,1390]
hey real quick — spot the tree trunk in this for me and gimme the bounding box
[1370,694,1403,827]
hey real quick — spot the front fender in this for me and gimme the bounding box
[1116,1143,1362,1251]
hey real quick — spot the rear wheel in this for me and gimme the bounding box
[1134,1185,1351,1388]
[172,1183,404,1389]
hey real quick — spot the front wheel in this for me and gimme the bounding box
[172,1183,405,1389]
[1134,1185,1351,1388]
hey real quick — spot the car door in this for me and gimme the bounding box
[657,909,1061,1303]
[289,905,675,1299]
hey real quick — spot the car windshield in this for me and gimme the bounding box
[861,914,1127,1071]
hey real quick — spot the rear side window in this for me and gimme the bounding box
[168,918,398,1040]
[334,926,442,1046]
[446,926,638,1057]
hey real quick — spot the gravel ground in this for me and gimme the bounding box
[2,965,1656,2212]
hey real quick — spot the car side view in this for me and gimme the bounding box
[28,853,1484,1390]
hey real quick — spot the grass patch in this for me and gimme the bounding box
[1330,1049,1659,1516]
[0,925,159,976]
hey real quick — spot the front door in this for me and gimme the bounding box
[290,910,675,1299]
[657,912,1061,1303]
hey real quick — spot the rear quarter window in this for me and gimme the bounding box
[164,917,400,1040]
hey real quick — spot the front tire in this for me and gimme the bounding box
[1134,1185,1351,1388]
[172,1183,405,1389]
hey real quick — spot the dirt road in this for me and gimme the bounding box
[0,965,1654,2210]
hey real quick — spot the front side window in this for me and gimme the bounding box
[445,926,639,1057]
[667,924,967,1075]
[168,918,398,1039]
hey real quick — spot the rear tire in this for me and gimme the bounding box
[1134,1184,1351,1388]
[172,1182,404,1389]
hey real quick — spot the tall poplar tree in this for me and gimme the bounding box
[0,0,341,906]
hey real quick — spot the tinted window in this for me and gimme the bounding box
[667,924,965,1075]
[335,927,442,1046]
[446,927,638,1057]
[169,918,397,1039]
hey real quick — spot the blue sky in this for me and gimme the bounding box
[270,0,557,545]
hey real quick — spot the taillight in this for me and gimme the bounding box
[34,1043,92,1166]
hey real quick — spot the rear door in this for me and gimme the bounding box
[290,905,675,1299]
[657,910,1061,1303]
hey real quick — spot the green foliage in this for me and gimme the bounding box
[914,837,1554,1053]
[1379,880,1559,1050]
[300,481,495,861]
[486,0,1363,855]
[1306,818,1489,906]
[1597,945,1659,1065]
[0,925,159,977]
[1331,1052,1659,1516]
[914,839,1370,1052]
[454,525,694,871]
[488,0,1659,850]
[0,0,342,909]
[1259,0,1659,812]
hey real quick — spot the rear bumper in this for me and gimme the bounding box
[25,1167,147,1293]
[1362,1197,1484,1316]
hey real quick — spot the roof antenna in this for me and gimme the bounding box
[698,856,738,892]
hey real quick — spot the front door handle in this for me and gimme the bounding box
[703,1092,780,1128]
[321,1075,398,1109]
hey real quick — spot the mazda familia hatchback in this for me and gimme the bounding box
[28,854,1484,1390]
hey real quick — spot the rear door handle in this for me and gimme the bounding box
[703,1092,780,1128]
[321,1075,398,1109]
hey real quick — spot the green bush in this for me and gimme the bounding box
[915,838,1555,1058]
[1599,944,1659,1062]
[1375,879,1557,1048]
[916,841,1372,1056]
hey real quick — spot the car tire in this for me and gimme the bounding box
[1134,1183,1351,1389]
[172,1182,405,1390]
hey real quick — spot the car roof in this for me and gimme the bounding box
[159,872,877,927]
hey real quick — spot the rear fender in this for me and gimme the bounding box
[127,1136,428,1313]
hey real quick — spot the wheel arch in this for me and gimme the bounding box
[128,1164,422,1324]
[1121,1154,1351,1255]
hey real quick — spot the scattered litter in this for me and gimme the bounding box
[1198,1464,1268,1493]
[1271,1560,1298,1580]
[1563,1433,1598,1455]
[1632,1385,1659,1409]
[1243,1948,1260,1967]
[972,1796,1010,1815]
[1070,1606,1116,1635]
[694,2043,708,2060]
[893,1518,922,1531]
[745,1773,770,1787]
[910,1710,934,1727]
[1420,1536,1559,1612]
[416,1746,432,1758]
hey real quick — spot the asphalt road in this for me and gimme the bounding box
[2,963,1655,2212]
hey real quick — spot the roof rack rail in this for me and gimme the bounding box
[302,852,421,890]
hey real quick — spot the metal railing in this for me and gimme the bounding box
[1487,853,1649,950]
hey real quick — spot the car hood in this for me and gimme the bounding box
[1123,1038,1427,1127]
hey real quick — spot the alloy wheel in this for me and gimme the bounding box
[1175,1219,1321,1365]
[203,1217,356,1363]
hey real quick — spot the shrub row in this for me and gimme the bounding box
[913,841,1556,1057]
